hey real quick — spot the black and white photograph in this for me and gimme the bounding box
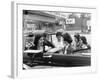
[11,1,97,78]
[22,10,91,70]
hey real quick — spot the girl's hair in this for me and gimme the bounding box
[56,32,62,37]
[33,34,42,50]
[63,33,72,44]
[80,36,87,45]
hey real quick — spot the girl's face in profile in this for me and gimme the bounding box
[79,39,83,44]
[57,36,61,42]
[64,41,69,46]
[74,37,78,43]
[38,37,44,46]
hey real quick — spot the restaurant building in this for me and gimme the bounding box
[23,10,65,34]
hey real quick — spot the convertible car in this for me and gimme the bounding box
[23,48,91,67]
